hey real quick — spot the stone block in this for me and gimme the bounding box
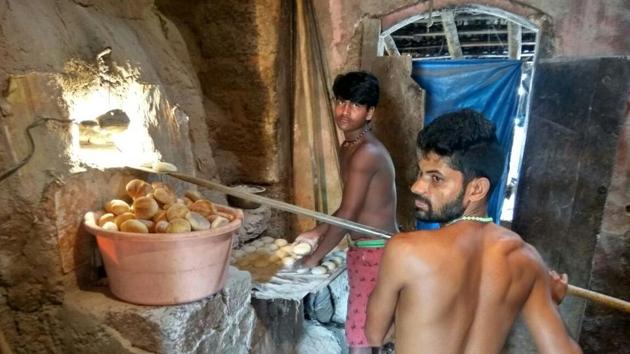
[57,267,255,354]
[297,320,345,354]
[251,297,303,354]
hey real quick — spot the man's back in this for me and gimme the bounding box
[379,222,575,354]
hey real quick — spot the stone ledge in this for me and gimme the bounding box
[57,267,255,354]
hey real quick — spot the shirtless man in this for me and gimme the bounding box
[296,71,398,353]
[366,109,581,354]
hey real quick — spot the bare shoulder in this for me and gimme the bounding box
[385,230,453,272]
[487,225,546,272]
[348,139,393,170]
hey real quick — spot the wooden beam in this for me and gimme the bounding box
[361,19,381,71]
[382,35,401,56]
[508,22,522,59]
[440,11,462,59]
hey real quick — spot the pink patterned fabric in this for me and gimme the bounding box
[345,246,385,347]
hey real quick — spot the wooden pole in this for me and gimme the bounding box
[568,285,630,314]
[128,166,630,314]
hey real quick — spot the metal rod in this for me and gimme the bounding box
[145,169,392,239]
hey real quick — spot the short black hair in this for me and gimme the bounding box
[332,71,379,108]
[417,109,505,194]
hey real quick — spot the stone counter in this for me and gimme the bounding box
[56,267,255,354]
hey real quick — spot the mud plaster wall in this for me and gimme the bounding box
[0,0,223,352]
[155,0,293,187]
[155,0,293,237]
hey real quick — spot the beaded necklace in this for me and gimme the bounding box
[341,125,371,148]
[447,215,494,226]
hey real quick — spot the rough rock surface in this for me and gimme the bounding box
[57,267,255,354]
[0,1,224,352]
[251,297,303,354]
[234,205,272,245]
[156,0,292,185]
[297,320,347,354]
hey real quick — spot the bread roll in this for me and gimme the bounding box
[166,204,189,221]
[281,257,296,267]
[114,212,135,228]
[125,179,152,199]
[292,243,312,256]
[120,219,149,233]
[137,219,155,232]
[166,218,191,233]
[189,199,217,217]
[154,220,170,233]
[186,211,211,231]
[153,186,177,205]
[252,240,265,248]
[132,196,159,219]
[311,266,327,275]
[211,216,230,229]
[274,239,288,247]
[152,161,178,172]
[101,221,118,231]
[105,199,130,215]
[98,213,115,226]
[321,261,337,272]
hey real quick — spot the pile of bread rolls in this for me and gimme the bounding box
[232,236,346,276]
[95,178,234,234]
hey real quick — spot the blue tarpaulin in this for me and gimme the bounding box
[411,59,522,228]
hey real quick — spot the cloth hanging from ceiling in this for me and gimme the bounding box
[411,59,522,227]
[292,0,342,233]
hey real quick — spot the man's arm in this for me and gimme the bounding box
[366,236,406,346]
[301,147,377,266]
[522,253,582,354]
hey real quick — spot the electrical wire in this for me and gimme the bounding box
[0,117,73,183]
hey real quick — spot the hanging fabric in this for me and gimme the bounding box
[292,0,342,233]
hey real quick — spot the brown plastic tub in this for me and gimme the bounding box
[84,207,243,305]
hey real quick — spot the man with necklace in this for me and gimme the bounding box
[296,71,398,353]
[366,109,581,353]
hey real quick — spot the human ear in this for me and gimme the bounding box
[466,177,491,202]
[366,107,375,122]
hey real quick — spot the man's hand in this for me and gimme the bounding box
[299,253,323,268]
[549,270,569,305]
[294,230,320,252]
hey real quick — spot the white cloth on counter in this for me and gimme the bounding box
[251,266,346,300]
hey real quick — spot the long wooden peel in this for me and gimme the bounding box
[127,166,630,313]
[567,285,630,313]
[129,166,392,240]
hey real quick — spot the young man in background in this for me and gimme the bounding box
[296,71,398,353]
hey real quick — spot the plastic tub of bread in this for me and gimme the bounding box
[83,179,243,305]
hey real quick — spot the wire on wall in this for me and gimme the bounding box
[0,117,73,183]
